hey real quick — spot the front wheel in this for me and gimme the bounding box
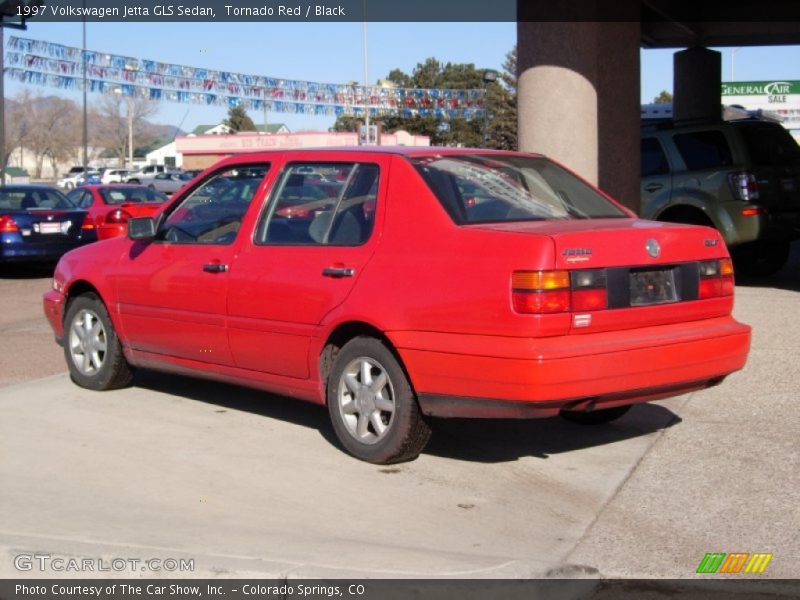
[64,293,134,390]
[559,405,631,425]
[327,337,431,464]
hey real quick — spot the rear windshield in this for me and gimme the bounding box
[410,154,627,223]
[736,122,800,166]
[99,187,168,205]
[0,188,74,210]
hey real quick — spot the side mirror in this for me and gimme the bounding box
[128,217,156,240]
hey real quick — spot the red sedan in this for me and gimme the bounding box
[67,184,168,240]
[44,149,751,463]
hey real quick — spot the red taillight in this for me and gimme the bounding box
[512,270,609,314]
[512,270,571,314]
[728,172,759,202]
[512,290,571,313]
[698,258,734,299]
[276,206,312,219]
[81,213,95,230]
[572,289,608,311]
[0,215,19,233]
[104,209,132,224]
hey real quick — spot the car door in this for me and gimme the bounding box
[113,163,272,366]
[227,156,387,379]
[640,136,673,219]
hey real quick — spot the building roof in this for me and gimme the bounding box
[191,123,288,135]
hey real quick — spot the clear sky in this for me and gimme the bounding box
[6,21,800,133]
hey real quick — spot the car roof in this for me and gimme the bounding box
[213,146,544,162]
[0,184,62,192]
[80,184,151,190]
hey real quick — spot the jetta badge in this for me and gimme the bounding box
[646,238,661,258]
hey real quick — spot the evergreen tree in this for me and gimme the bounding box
[224,105,257,132]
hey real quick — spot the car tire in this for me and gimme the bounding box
[327,337,431,464]
[559,405,631,425]
[128,179,140,184]
[64,293,134,391]
[732,241,790,278]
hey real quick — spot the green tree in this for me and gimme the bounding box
[330,48,518,148]
[653,90,673,104]
[224,105,257,132]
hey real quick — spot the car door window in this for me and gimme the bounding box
[673,131,733,170]
[641,138,670,177]
[256,162,379,246]
[157,164,269,245]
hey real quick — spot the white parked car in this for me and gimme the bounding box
[100,169,130,184]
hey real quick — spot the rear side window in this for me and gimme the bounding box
[673,131,733,170]
[736,122,800,166]
[0,188,73,210]
[410,154,627,224]
[641,138,670,176]
[256,163,379,246]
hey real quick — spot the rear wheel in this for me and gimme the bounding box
[559,405,631,425]
[64,293,134,391]
[327,337,431,464]
[732,241,790,277]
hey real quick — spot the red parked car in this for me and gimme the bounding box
[43,149,751,463]
[66,184,168,240]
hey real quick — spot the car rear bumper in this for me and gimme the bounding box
[391,316,751,418]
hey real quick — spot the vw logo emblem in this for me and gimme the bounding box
[646,239,661,258]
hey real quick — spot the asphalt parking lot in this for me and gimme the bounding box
[0,248,798,584]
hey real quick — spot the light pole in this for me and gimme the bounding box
[82,4,88,180]
[730,47,741,82]
[362,0,369,143]
[482,69,498,148]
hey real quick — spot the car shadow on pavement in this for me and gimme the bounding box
[0,262,56,279]
[425,404,680,463]
[132,369,681,464]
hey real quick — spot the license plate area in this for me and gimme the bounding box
[629,267,679,307]
[33,221,70,235]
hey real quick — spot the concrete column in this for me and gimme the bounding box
[673,47,722,123]
[517,21,641,211]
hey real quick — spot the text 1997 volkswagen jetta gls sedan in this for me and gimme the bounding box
[44,148,751,463]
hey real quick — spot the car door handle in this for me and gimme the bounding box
[202,263,228,273]
[322,266,355,278]
[644,182,664,193]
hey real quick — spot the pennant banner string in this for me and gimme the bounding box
[4,36,487,119]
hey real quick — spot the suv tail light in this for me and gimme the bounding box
[512,269,608,314]
[728,172,759,202]
[105,209,132,224]
[0,215,19,233]
[698,258,734,299]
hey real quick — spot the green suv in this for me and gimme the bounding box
[641,118,800,276]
